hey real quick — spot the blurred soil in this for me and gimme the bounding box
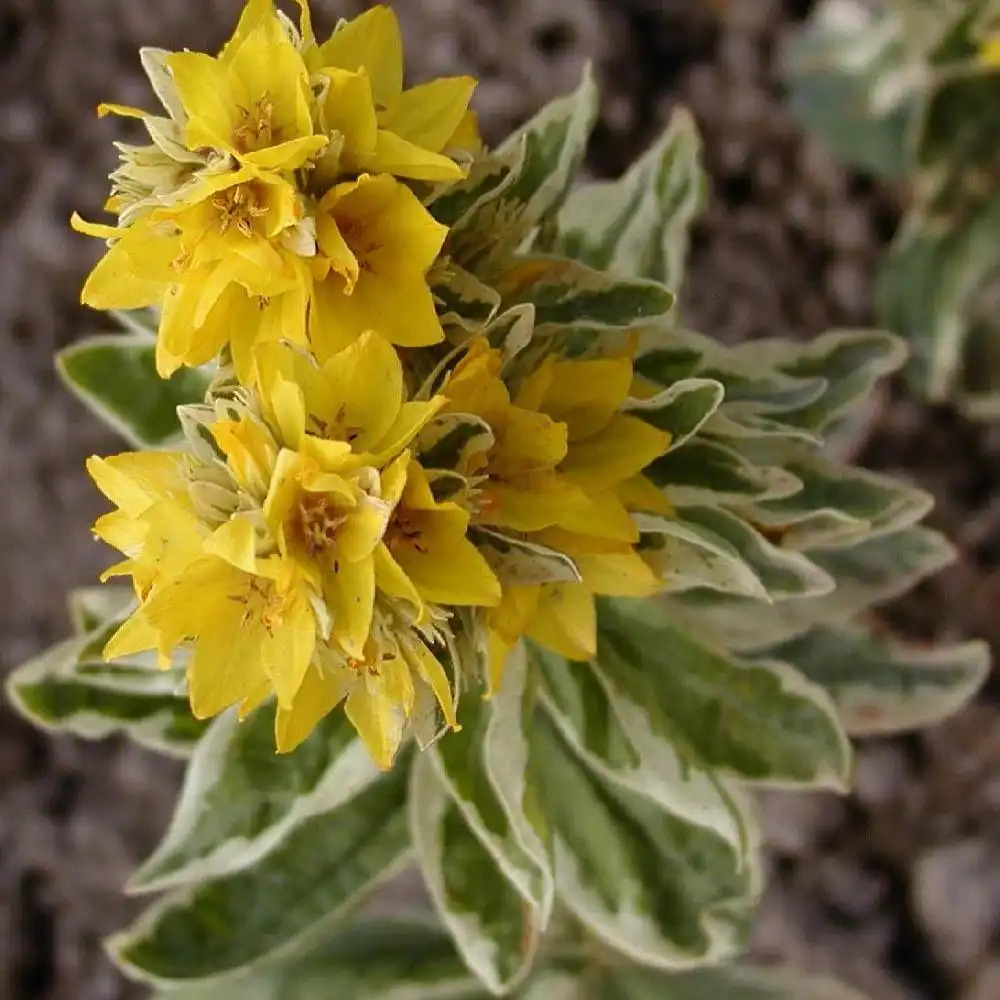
[1,1,998,998]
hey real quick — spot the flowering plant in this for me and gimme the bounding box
[7,3,988,998]
[786,0,1000,416]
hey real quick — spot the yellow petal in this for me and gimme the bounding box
[204,517,258,574]
[366,399,446,466]
[381,76,476,153]
[405,638,458,729]
[555,491,638,544]
[243,135,328,171]
[321,268,445,349]
[316,329,405,449]
[478,477,588,533]
[86,453,184,517]
[527,584,596,661]
[617,474,674,517]
[541,357,634,441]
[316,5,403,107]
[560,414,671,491]
[97,102,149,120]
[373,542,423,617]
[167,50,238,152]
[325,555,375,659]
[258,577,317,711]
[339,496,391,564]
[320,67,379,162]
[574,550,660,597]
[365,129,464,181]
[275,660,348,753]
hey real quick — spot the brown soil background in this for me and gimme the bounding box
[2,2,999,999]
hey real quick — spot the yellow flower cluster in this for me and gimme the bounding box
[80,1,673,767]
[73,0,476,384]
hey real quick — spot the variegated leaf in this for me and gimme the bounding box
[670,525,956,652]
[531,642,754,860]
[592,598,852,790]
[495,255,673,332]
[429,648,553,926]
[553,107,706,290]
[530,713,755,970]
[5,637,201,757]
[151,920,482,1000]
[598,963,873,999]
[58,333,211,447]
[757,624,989,734]
[624,379,725,451]
[128,706,378,894]
[111,762,411,986]
[410,754,541,995]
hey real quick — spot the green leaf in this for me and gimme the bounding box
[736,452,934,550]
[495,255,674,332]
[471,527,581,586]
[625,379,725,451]
[642,506,834,600]
[648,439,801,503]
[447,70,599,274]
[758,624,989,735]
[783,0,916,178]
[553,108,706,289]
[57,333,212,447]
[598,963,873,1000]
[430,647,553,922]
[741,329,907,432]
[434,264,502,333]
[411,754,540,995]
[129,705,377,893]
[151,919,485,1000]
[111,761,411,986]
[594,597,852,790]
[531,642,753,861]
[671,525,956,652]
[6,638,202,756]
[68,584,135,635]
[530,713,754,969]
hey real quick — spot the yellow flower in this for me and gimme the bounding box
[981,33,1000,68]
[167,0,327,171]
[296,3,477,182]
[87,332,501,766]
[310,173,450,358]
[437,339,672,687]
[73,167,312,381]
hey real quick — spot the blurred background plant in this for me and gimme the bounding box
[786,0,1000,416]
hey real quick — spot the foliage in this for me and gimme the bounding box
[5,3,988,999]
[786,0,1000,413]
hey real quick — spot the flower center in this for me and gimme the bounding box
[212,183,269,237]
[298,494,349,557]
[233,93,277,152]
